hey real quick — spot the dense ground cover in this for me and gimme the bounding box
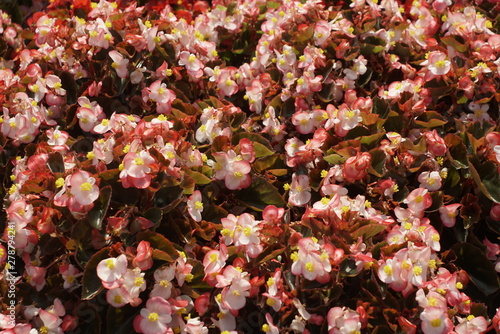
[1,0,500,333]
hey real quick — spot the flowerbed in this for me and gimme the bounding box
[1,0,500,333]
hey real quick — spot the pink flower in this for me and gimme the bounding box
[134,297,173,334]
[217,266,251,311]
[178,51,204,79]
[327,307,362,334]
[261,313,279,334]
[109,51,129,78]
[184,317,208,334]
[76,106,102,133]
[96,254,127,284]
[6,199,33,226]
[67,171,100,206]
[343,152,371,183]
[425,130,447,156]
[187,190,204,222]
[224,160,251,190]
[491,203,500,221]
[46,128,69,151]
[25,264,46,292]
[292,112,315,134]
[221,213,262,258]
[150,265,175,299]
[405,188,432,214]
[148,80,176,105]
[439,204,461,227]
[418,171,442,191]
[106,287,132,308]
[290,237,332,283]
[378,258,403,287]
[287,174,311,207]
[59,264,81,290]
[238,138,255,163]
[314,20,331,46]
[217,70,238,97]
[419,307,452,334]
[119,150,156,189]
[424,51,451,77]
[133,241,153,271]
[38,310,63,334]
[122,268,146,300]
[454,315,488,334]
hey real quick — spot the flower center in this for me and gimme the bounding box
[114,295,123,304]
[106,259,115,269]
[430,318,442,327]
[148,312,159,322]
[80,182,92,191]
[134,277,145,286]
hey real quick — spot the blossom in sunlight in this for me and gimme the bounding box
[439,203,461,227]
[423,51,451,77]
[67,170,100,206]
[133,297,173,334]
[291,237,332,283]
[343,152,371,183]
[287,174,311,207]
[419,307,452,334]
[187,190,204,222]
[97,254,128,285]
[119,150,156,189]
[405,188,432,214]
[109,50,129,78]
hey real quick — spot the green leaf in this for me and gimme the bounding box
[143,207,163,226]
[426,191,443,213]
[136,231,179,262]
[106,305,139,334]
[183,168,212,185]
[468,159,500,203]
[351,223,387,240]
[73,219,98,267]
[202,204,228,225]
[360,43,385,55]
[452,243,500,296]
[414,118,448,128]
[153,185,184,209]
[232,132,273,149]
[60,71,77,104]
[255,246,285,265]
[292,24,314,43]
[324,154,346,165]
[253,154,287,173]
[460,193,481,229]
[73,301,101,334]
[253,142,274,158]
[82,246,110,300]
[230,112,246,129]
[360,132,386,149]
[369,149,386,177]
[339,258,359,277]
[441,35,467,53]
[236,176,286,211]
[445,134,468,169]
[152,249,175,262]
[372,97,390,119]
[48,152,65,174]
[88,185,112,230]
